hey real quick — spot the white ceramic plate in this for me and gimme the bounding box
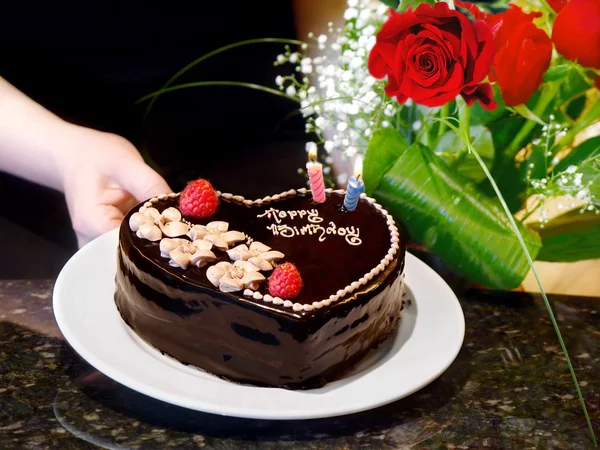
[53,229,464,420]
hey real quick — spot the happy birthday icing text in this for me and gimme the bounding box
[257,208,362,246]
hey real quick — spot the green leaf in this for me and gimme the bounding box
[566,95,587,121]
[512,104,546,125]
[379,0,399,8]
[520,146,548,184]
[489,115,528,155]
[484,155,527,213]
[544,65,572,82]
[364,128,542,289]
[580,157,600,199]
[434,125,495,183]
[554,136,600,173]
[556,66,592,106]
[470,84,508,126]
[553,92,600,151]
[535,210,600,262]
[363,129,409,194]
[397,0,435,12]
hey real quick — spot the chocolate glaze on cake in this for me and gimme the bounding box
[115,189,406,389]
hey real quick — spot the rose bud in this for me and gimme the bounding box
[553,0,600,69]
[457,2,552,107]
[491,6,552,106]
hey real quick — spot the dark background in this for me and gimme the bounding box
[0,1,310,278]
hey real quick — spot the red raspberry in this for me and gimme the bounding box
[268,263,303,299]
[179,179,219,219]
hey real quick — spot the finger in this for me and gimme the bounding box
[95,204,125,234]
[117,195,139,215]
[110,159,172,202]
[98,186,138,213]
[75,204,124,248]
[99,186,131,206]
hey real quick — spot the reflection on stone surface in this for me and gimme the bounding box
[0,280,599,449]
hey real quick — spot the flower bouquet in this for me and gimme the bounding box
[139,0,599,442]
[271,0,600,293]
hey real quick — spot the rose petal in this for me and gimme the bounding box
[468,20,495,84]
[368,46,388,79]
[461,82,497,110]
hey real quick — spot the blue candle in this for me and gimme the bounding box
[343,156,365,212]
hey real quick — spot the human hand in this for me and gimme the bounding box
[57,125,171,247]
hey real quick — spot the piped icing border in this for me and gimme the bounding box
[134,188,401,313]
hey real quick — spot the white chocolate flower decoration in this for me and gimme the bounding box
[160,238,217,269]
[187,221,245,251]
[226,242,284,271]
[129,207,190,241]
[206,261,266,293]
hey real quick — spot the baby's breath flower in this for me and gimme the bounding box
[273,0,392,159]
[344,8,359,20]
[286,85,296,96]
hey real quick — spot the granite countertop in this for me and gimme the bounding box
[0,279,599,449]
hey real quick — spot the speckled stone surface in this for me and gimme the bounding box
[0,279,599,449]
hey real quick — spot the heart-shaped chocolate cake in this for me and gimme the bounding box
[115,183,406,389]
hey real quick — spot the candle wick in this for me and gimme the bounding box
[356,173,362,181]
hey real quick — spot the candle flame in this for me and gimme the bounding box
[308,147,318,162]
[354,155,363,178]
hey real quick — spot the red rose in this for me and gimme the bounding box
[368,3,496,110]
[457,2,552,106]
[547,0,569,13]
[491,6,552,106]
[553,0,600,69]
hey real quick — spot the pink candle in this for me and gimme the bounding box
[306,148,326,203]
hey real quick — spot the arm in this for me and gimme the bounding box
[0,77,171,246]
